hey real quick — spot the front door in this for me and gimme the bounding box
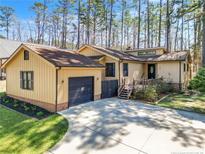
[148,64,156,79]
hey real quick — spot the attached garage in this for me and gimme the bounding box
[68,76,94,107]
[2,43,104,112]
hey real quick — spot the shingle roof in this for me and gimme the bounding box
[23,43,104,68]
[90,45,142,61]
[87,55,105,61]
[0,39,22,59]
[135,51,188,62]
[88,45,187,62]
[124,47,166,53]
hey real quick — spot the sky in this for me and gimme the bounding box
[0,0,154,20]
[0,0,59,20]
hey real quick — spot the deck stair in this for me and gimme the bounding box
[118,84,133,99]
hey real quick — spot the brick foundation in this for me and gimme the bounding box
[57,102,68,111]
[7,94,101,112]
[94,94,101,100]
[7,94,57,112]
[8,94,71,112]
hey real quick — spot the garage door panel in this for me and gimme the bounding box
[69,77,94,107]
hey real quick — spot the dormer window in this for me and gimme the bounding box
[24,50,29,60]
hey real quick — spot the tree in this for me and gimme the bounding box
[108,0,114,48]
[57,0,71,48]
[77,0,81,49]
[202,1,205,66]
[147,0,150,48]
[137,0,141,48]
[0,6,14,39]
[120,0,126,50]
[158,0,162,47]
[32,2,47,43]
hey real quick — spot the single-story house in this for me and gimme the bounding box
[2,43,194,112]
[0,38,22,79]
[77,45,193,89]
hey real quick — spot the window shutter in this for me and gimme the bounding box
[20,71,23,89]
[31,71,34,90]
[113,63,115,77]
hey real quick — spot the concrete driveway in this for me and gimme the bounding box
[49,98,205,154]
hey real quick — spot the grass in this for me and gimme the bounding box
[157,92,205,114]
[0,105,68,154]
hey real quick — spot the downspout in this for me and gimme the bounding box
[55,67,61,113]
[179,61,182,90]
[118,60,122,86]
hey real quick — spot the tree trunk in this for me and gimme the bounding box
[180,0,184,51]
[174,19,179,51]
[77,0,81,49]
[158,0,162,47]
[108,0,113,48]
[166,0,170,52]
[202,1,205,66]
[137,0,141,48]
[86,0,91,45]
[120,0,125,50]
[147,0,150,48]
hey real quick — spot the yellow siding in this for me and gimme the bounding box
[79,46,120,81]
[57,68,102,104]
[6,47,56,104]
[79,47,103,56]
[102,56,119,81]
[157,61,185,83]
[120,62,144,84]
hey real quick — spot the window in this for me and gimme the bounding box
[138,51,156,56]
[123,63,128,76]
[24,50,29,60]
[20,71,33,90]
[184,63,186,72]
[105,63,115,77]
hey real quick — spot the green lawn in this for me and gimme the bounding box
[0,105,68,154]
[158,93,205,114]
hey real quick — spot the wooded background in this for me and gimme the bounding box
[0,0,205,65]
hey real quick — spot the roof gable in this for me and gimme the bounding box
[78,45,142,61]
[2,43,104,68]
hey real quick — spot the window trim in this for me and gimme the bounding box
[123,63,128,77]
[24,50,29,60]
[20,71,34,90]
[105,63,115,77]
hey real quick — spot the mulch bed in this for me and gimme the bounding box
[0,95,53,119]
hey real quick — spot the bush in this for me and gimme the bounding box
[132,86,158,102]
[36,111,44,117]
[132,89,144,99]
[189,67,205,92]
[154,79,174,93]
[144,86,158,102]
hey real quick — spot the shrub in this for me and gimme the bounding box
[31,106,37,111]
[132,89,144,99]
[132,86,158,102]
[36,111,44,117]
[155,79,174,93]
[189,67,205,92]
[144,86,158,102]
[23,105,30,111]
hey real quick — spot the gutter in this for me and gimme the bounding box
[55,67,61,112]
